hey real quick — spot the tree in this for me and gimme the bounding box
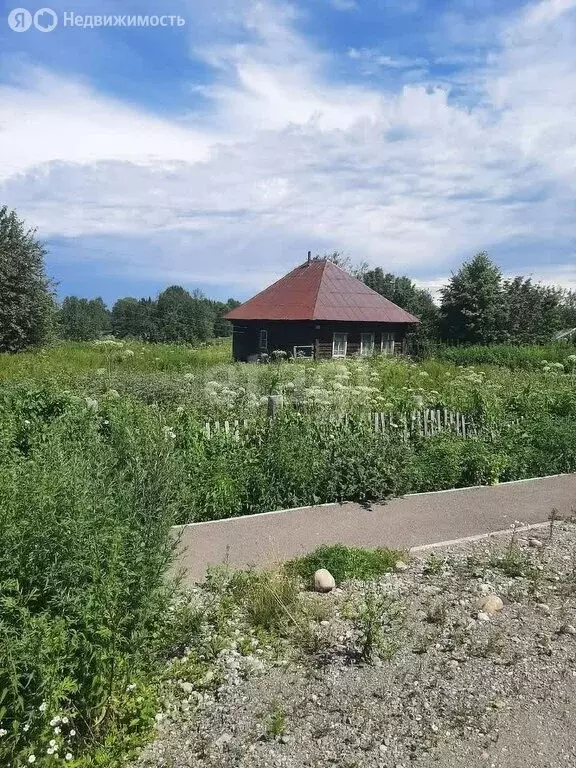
[440,252,506,344]
[363,268,440,340]
[112,297,157,340]
[59,296,111,340]
[502,277,562,344]
[0,207,53,352]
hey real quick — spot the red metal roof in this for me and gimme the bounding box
[225,259,420,323]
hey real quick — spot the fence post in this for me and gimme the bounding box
[267,395,283,418]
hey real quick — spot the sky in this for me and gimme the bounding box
[0,0,575,305]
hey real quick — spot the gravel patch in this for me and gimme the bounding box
[136,519,576,768]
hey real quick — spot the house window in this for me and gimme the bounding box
[332,332,348,358]
[360,333,375,356]
[381,332,395,356]
[259,329,268,351]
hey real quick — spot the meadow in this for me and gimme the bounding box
[2,339,576,766]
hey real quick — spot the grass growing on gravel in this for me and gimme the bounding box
[287,544,406,586]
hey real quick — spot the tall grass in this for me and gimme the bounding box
[435,342,576,370]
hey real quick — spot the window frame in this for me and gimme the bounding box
[381,331,395,356]
[360,332,375,356]
[259,329,268,351]
[332,332,348,358]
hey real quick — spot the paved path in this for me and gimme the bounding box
[172,474,576,583]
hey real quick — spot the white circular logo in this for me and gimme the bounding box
[8,7,32,31]
[34,7,57,31]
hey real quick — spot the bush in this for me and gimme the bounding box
[287,544,405,586]
[0,406,187,766]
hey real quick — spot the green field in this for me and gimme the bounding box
[2,340,576,767]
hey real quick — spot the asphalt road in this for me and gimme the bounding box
[172,474,576,583]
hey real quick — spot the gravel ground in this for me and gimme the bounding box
[137,519,576,768]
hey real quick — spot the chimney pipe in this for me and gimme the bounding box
[307,250,311,264]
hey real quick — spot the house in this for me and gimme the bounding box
[224,255,420,361]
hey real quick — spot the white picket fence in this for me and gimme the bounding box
[203,407,478,441]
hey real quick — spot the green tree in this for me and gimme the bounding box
[0,207,53,352]
[440,252,506,344]
[502,277,562,343]
[363,268,440,340]
[112,297,157,339]
[59,296,111,340]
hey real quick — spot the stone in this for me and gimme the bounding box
[395,560,409,573]
[558,624,576,635]
[536,603,551,615]
[477,612,491,622]
[214,733,232,748]
[179,681,194,694]
[313,569,336,593]
[529,537,544,549]
[478,583,493,595]
[476,595,504,615]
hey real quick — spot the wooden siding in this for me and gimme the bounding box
[231,319,413,361]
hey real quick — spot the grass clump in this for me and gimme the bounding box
[287,544,405,586]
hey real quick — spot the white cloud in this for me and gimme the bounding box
[1,0,576,293]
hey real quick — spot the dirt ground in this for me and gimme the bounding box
[138,518,576,768]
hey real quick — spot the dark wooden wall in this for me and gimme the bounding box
[231,320,414,361]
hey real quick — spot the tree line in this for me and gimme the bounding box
[58,290,240,343]
[1,206,575,353]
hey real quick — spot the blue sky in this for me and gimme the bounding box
[0,0,575,305]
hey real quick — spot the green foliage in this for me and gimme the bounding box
[436,342,575,369]
[0,207,54,353]
[440,252,506,344]
[229,568,302,632]
[0,399,196,766]
[58,297,111,341]
[264,707,286,739]
[288,544,404,586]
[357,586,402,662]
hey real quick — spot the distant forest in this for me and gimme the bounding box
[57,288,241,344]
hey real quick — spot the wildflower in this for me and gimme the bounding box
[61,717,69,724]
[49,717,61,727]
[39,702,47,712]
[126,683,136,692]
[23,724,30,732]
[95,368,106,376]
[65,754,73,762]
[54,726,61,734]
[28,757,36,764]
[69,730,76,737]
[0,729,7,737]
[49,740,57,747]
[163,427,176,440]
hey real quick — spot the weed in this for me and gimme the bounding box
[264,707,286,739]
[356,586,403,662]
[423,553,448,575]
[425,600,449,625]
[287,544,405,586]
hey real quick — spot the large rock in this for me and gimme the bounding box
[313,568,336,593]
[476,594,504,615]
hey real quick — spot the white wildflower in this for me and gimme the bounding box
[28,756,36,764]
[39,702,47,712]
[0,729,7,737]
[65,754,73,762]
